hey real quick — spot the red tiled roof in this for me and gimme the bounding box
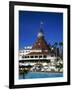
[32,37,50,50]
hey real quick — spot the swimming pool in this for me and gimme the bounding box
[19,71,63,79]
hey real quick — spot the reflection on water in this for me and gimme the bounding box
[19,71,63,79]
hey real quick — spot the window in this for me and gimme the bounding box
[27,56,29,58]
[25,56,27,58]
[35,56,38,58]
[51,54,54,57]
[22,55,24,58]
[30,56,33,58]
[39,55,42,58]
[43,55,47,58]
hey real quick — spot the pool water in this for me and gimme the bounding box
[19,71,63,79]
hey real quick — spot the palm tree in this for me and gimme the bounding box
[59,42,63,59]
[55,62,63,72]
[53,42,58,57]
[53,42,60,66]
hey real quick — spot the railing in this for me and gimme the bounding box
[19,56,57,60]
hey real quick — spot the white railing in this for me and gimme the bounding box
[19,56,57,60]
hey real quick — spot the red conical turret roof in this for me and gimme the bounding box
[32,30,51,51]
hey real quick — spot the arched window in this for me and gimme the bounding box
[39,55,42,58]
[30,56,33,58]
[35,56,38,58]
[43,55,47,58]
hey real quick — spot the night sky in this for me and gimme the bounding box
[19,11,63,49]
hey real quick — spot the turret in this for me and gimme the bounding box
[37,21,44,38]
[37,30,44,38]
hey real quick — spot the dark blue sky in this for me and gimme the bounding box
[19,11,63,49]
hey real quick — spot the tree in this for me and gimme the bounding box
[53,42,58,57]
[55,63,63,72]
[59,42,63,59]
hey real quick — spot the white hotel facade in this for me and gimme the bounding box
[19,30,63,72]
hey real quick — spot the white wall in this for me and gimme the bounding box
[0,0,72,90]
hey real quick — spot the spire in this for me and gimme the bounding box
[37,21,44,38]
[40,21,43,29]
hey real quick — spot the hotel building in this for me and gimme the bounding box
[19,26,63,72]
